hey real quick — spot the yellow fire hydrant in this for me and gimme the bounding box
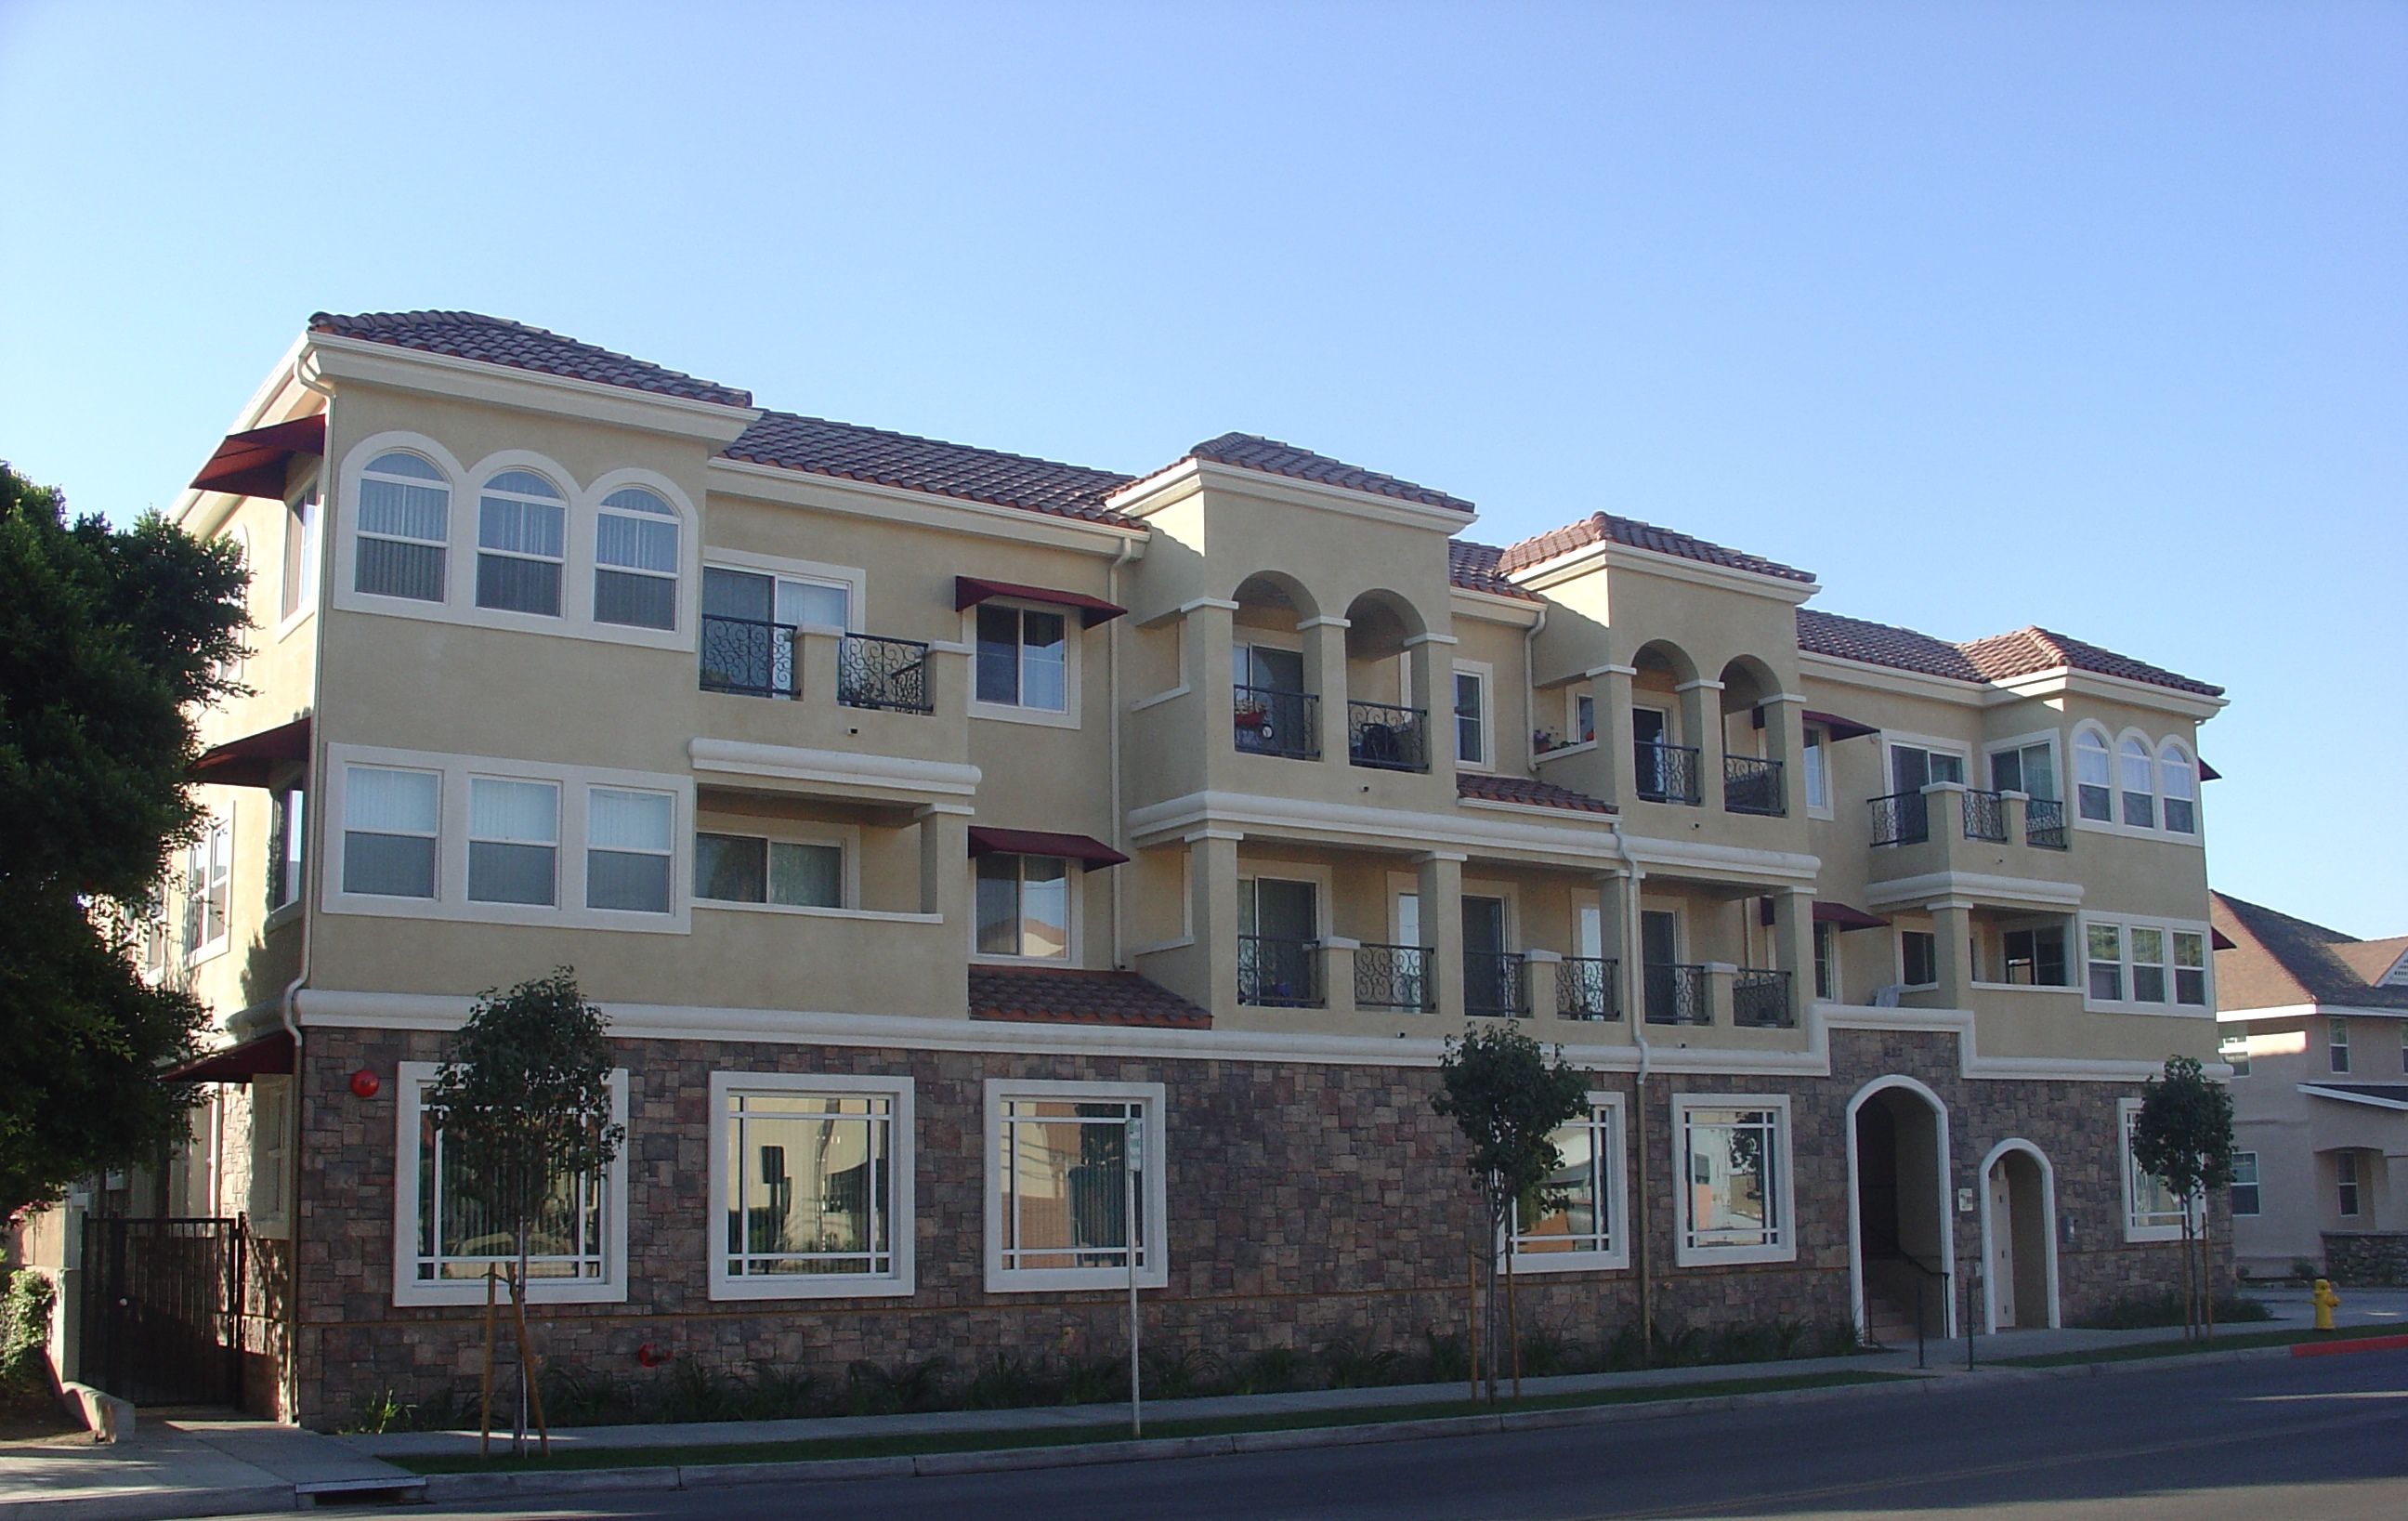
[2312,1278,2341,1331]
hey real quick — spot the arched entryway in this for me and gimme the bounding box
[1980,1141,2061,1331]
[1847,1077,1955,1344]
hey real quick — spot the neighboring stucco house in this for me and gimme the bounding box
[2214,892,2408,1282]
[32,311,2229,1423]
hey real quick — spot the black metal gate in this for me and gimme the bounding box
[78,1216,245,1407]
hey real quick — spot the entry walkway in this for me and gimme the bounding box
[0,1415,418,1520]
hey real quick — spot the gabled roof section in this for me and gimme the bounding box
[968,966,1210,1029]
[1458,773,1616,816]
[1448,541,1541,601]
[1182,433,1476,513]
[723,411,1142,527]
[1799,610,2223,699]
[309,310,753,407]
[1498,512,1814,584]
[2213,892,2408,1014]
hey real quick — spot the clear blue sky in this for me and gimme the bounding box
[5,2,2401,935]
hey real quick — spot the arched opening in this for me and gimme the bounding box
[1718,656,1782,816]
[1342,589,1430,769]
[1849,1078,1954,1343]
[1629,640,1700,804]
[1231,572,1321,760]
[1981,1142,2060,1331]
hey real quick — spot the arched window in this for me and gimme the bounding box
[595,486,679,630]
[476,469,567,617]
[2073,728,2112,822]
[357,452,450,602]
[2118,737,2155,829]
[2159,742,2196,834]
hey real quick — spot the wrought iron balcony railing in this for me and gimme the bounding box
[1723,754,1786,816]
[700,613,795,697]
[1237,935,1323,1008]
[1233,684,1321,761]
[1347,701,1429,773]
[1643,963,1709,1025]
[1868,790,1930,847]
[1355,943,1433,1012]
[1465,951,1530,1016]
[2025,797,2069,850]
[839,634,933,715]
[1558,956,1620,1020]
[1732,967,1794,1028]
[1634,741,1702,806]
[1961,788,2009,844]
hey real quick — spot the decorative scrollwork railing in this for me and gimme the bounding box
[1634,741,1702,806]
[1723,754,1786,816]
[1355,943,1433,1012]
[1868,791,1930,847]
[839,634,933,714]
[1961,788,2009,843]
[1347,701,1429,773]
[2025,797,2069,850]
[700,613,795,698]
[1233,684,1320,760]
[1465,951,1530,1017]
[1643,963,1709,1026]
[1559,956,1619,1020]
[1733,967,1794,1028]
[1237,936,1323,1008]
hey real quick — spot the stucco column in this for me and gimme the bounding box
[1417,851,1467,1023]
[2000,790,2030,847]
[1302,615,1351,765]
[1188,829,1243,1014]
[1758,691,1810,820]
[1185,600,1239,759]
[1930,898,1976,1010]
[1406,633,1459,782]
[927,638,972,718]
[1704,962,1735,1027]
[1773,886,1814,1016]
[1678,677,1724,808]
[1589,665,1636,805]
[795,623,842,704]
[1525,949,1563,1023]
[916,806,973,921]
[1320,937,1359,1017]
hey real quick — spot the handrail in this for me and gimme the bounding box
[1464,950,1530,1017]
[2025,796,2069,850]
[1868,790,1930,847]
[700,612,796,698]
[1722,754,1785,817]
[1354,943,1434,1011]
[1558,956,1619,1020]
[1633,740,1702,806]
[1347,701,1429,773]
[1731,967,1793,1028]
[1233,683,1321,761]
[1642,962,1708,1025]
[1960,787,2009,843]
[838,633,933,715]
[1237,935,1323,1008]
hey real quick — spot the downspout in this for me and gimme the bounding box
[1106,534,1140,968]
[1522,600,1547,754]
[1611,820,1655,1348]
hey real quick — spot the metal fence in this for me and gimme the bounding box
[1346,701,1429,772]
[1558,956,1619,1019]
[1237,935,1322,1007]
[78,1216,245,1408]
[1354,943,1433,1011]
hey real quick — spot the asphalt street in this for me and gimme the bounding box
[315,1349,2408,1520]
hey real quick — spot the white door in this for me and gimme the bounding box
[1988,1164,2018,1330]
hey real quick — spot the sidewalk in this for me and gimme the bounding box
[0,1418,418,1521]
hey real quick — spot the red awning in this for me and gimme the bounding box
[967,826,1130,868]
[190,715,311,789]
[1814,900,1890,932]
[190,414,327,499]
[2198,757,2222,781]
[164,1030,294,1084]
[954,576,1126,628]
[1803,710,1878,742]
[2212,926,2238,951]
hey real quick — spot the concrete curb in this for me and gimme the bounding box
[0,1483,295,1521]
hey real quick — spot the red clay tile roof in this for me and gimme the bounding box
[308,310,753,407]
[1448,541,1541,601]
[1457,773,1616,815]
[723,411,1143,527]
[1498,512,1814,583]
[1798,610,2222,698]
[1182,433,1475,512]
[968,966,1211,1029]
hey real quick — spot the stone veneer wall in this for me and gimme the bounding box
[286,1024,2205,1426]
[2322,1233,2408,1286]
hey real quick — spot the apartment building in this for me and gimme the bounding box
[2212,892,2408,1282]
[58,310,2227,1423]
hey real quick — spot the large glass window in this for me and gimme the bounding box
[975,853,1069,958]
[1453,669,1486,766]
[595,487,679,630]
[587,788,674,913]
[2087,924,2125,1002]
[1813,921,1836,1001]
[355,452,450,602]
[975,605,1067,712]
[2230,1151,2259,1217]
[2003,925,2068,987]
[475,470,567,616]
[1802,728,1828,812]
[1677,1101,1787,1261]
[400,1064,621,1303]
[281,486,319,621]
[183,814,231,957]
[989,1085,1162,1289]
[267,787,306,911]
[1512,1101,1620,1265]
[1990,740,2057,801]
[1902,930,1937,988]
[2337,1152,2362,1217]
[2172,931,2208,1006]
[2129,927,2167,1003]
[467,778,560,906]
[695,832,843,910]
[2330,1016,2351,1074]
[2118,737,2156,829]
[2160,743,2197,834]
[2123,1104,2187,1237]
[719,1085,897,1287]
[344,766,439,898]
[2074,729,2113,822]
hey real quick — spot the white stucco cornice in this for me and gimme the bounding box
[1509,538,1820,606]
[1989,666,2228,721]
[1798,649,2225,723]
[709,458,1149,557]
[1863,871,2085,913]
[688,737,981,799]
[1105,457,1478,535]
[1449,588,1544,626]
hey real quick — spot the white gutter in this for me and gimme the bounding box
[1107,535,1141,967]
[1610,820,1654,1343]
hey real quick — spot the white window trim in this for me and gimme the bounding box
[323,743,693,933]
[1983,728,2063,809]
[1671,1093,1795,1266]
[1802,725,1833,820]
[2119,1096,2188,1243]
[1451,659,1496,772]
[331,433,699,652]
[2156,738,2201,837]
[2330,1016,2352,1074]
[1384,872,1520,951]
[1881,731,1971,794]
[1507,1091,1629,1275]
[2114,728,2159,833]
[692,819,865,914]
[2066,722,2204,848]
[465,775,562,909]
[272,472,323,643]
[393,1060,630,1306]
[265,781,307,927]
[702,550,868,632]
[706,1071,915,1301]
[2230,1149,2260,1217]
[187,810,233,965]
[983,1078,1169,1293]
[1896,922,1939,992]
[2078,913,2216,1016]
[968,852,1084,965]
[247,1076,293,1239]
[965,597,1082,729]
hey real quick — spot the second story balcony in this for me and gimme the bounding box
[700,614,936,715]
[1558,956,1620,1020]
[1633,740,1702,806]
[1465,950,1530,1017]
[1722,754,1786,817]
[1233,684,1320,761]
[1237,934,1323,1008]
[1347,701,1429,772]
[1869,786,2071,854]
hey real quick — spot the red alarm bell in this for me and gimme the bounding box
[348,1068,381,1099]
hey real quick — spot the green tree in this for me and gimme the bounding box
[0,462,249,1218]
[1432,1024,1589,1400]
[2131,1054,2236,1340]
[424,968,624,1449]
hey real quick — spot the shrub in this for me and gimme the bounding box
[1516,1329,1573,1379]
[1318,1334,1404,1389]
[1418,1330,1470,1384]
[1229,1344,1307,1395]
[2074,1291,2274,1330]
[1140,1345,1222,1400]
[1,1270,55,1387]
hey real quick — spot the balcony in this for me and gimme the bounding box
[1465,951,1530,1017]
[1634,741,1702,806]
[1959,788,2009,843]
[1643,963,1708,1025]
[1722,754,1786,817]
[838,634,935,715]
[1558,956,1619,1020]
[1354,943,1433,1012]
[1233,684,1320,761]
[700,615,935,716]
[700,613,795,698]
[1732,967,1794,1028]
[1237,935,1323,1008]
[1347,701,1429,772]
[1869,786,2070,854]
[2025,797,2069,850]
[1869,790,1930,846]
